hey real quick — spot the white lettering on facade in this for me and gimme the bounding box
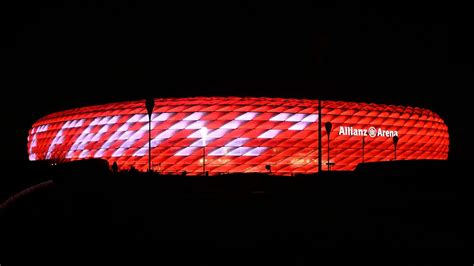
[338,126,398,138]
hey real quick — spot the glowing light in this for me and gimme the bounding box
[127,114,146,123]
[209,147,228,156]
[175,147,198,156]
[186,121,207,129]
[302,114,318,122]
[289,122,309,131]
[258,129,281,139]
[270,113,291,121]
[79,150,89,158]
[208,128,228,138]
[200,127,208,146]
[112,148,125,157]
[286,113,306,122]
[236,112,258,121]
[222,120,241,129]
[244,147,267,156]
[170,121,189,129]
[184,112,205,121]
[47,119,83,159]
[228,147,251,156]
[156,129,176,139]
[226,138,249,147]
[27,97,449,175]
[152,113,172,121]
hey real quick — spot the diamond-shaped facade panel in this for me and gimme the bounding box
[27,97,449,175]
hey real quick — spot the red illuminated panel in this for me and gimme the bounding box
[27,97,449,175]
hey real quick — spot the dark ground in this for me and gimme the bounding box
[1,159,471,263]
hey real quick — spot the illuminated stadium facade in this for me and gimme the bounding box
[27,97,449,175]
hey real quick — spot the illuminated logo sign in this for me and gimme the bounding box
[338,126,398,138]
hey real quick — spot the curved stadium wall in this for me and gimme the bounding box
[27,97,449,175]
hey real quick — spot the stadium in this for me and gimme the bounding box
[27,97,449,175]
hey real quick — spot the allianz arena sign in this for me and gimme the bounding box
[338,126,398,138]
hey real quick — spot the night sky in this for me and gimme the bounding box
[1,1,472,162]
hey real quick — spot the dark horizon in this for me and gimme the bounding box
[1,1,472,162]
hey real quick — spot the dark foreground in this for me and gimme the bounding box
[1,159,471,263]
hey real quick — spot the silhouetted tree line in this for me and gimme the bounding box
[1,158,471,258]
